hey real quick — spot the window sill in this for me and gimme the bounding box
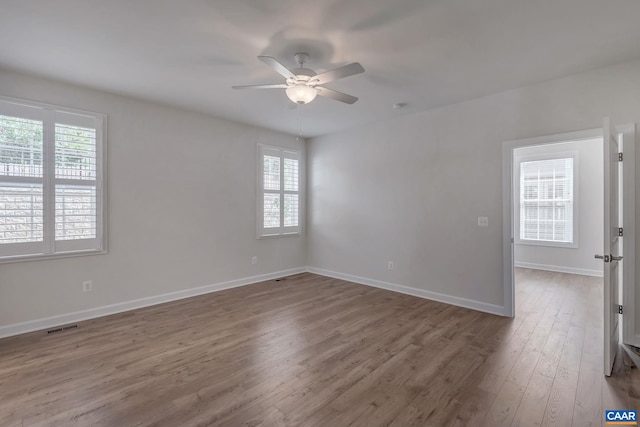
[515,239,578,249]
[0,249,108,264]
[257,232,302,239]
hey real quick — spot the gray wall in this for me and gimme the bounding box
[307,60,640,330]
[0,69,307,330]
[514,139,603,276]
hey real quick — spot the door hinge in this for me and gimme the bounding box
[618,227,623,237]
[618,152,623,161]
[618,305,623,314]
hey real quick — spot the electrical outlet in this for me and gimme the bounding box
[388,261,394,270]
[82,280,92,292]
[478,216,489,227]
[251,256,257,265]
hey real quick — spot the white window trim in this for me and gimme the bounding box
[514,149,579,249]
[0,95,107,263]
[257,144,302,238]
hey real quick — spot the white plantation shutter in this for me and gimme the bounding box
[263,154,281,229]
[283,157,299,227]
[0,97,105,260]
[55,185,97,240]
[0,184,43,245]
[258,144,301,237]
[53,112,100,252]
[519,157,574,244]
[0,104,46,256]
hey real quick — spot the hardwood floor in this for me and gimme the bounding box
[0,269,638,426]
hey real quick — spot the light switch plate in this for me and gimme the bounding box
[478,216,489,227]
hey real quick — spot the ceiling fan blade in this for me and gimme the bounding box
[258,56,296,79]
[312,62,364,85]
[232,84,288,89]
[316,87,358,104]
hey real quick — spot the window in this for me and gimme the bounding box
[0,96,105,261]
[258,144,301,237]
[518,154,576,246]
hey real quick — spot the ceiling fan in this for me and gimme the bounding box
[232,53,364,105]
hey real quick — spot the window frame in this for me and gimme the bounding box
[515,149,579,248]
[257,144,302,238]
[0,95,107,263]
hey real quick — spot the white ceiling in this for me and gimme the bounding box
[1,0,640,137]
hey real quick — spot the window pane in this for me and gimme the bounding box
[523,202,538,220]
[522,220,538,240]
[264,155,280,191]
[539,220,553,241]
[555,221,569,242]
[554,202,568,220]
[0,115,43,178]
[539,203,553,220]
[55,185,96,240]
[284,194,298,227]
[556,201,572,242]
[0,183,43,244]
[263,193,280,228]
[554,179,569,199]
[284,158,298,191]
[523,182,537,199]
[541,180,553,199]
[519,157,573,243]
[55,124,96,180]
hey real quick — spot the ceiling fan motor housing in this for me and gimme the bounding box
[287,68,317,85]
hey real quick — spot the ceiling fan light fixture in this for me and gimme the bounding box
[286,84,317,104]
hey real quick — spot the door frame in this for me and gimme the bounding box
[501,125,635,343]
[620,124,637,346]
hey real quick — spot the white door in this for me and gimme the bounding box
[600,118,622,377]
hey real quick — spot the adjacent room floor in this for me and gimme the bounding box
[0,269,638,426]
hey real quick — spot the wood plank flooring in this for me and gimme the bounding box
[0,269,638,426]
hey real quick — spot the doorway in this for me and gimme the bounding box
[502,127,605,318]
[513,139,603,277]
[511,134,605,382]
[502,123,638,373]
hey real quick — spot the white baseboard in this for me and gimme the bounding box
[624,332,640,349]
[1,265,511,340]
[307,267,507,316]
[0,267,306,339]
[514,261,603,277]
